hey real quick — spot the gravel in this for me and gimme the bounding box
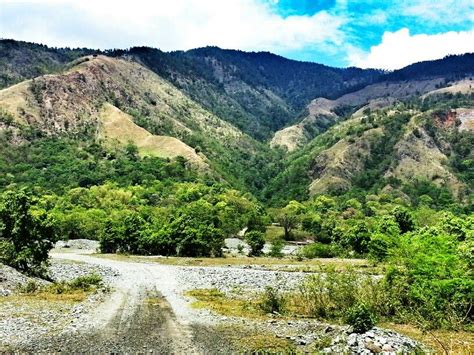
[55,239,99,251]
[48,259,119,284]
[1,246,426,353]
[0,264,49,296]
[175,264,306,294]
[321,327,423,354]
[224,237,301,256]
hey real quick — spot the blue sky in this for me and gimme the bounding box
[0,0,473,69]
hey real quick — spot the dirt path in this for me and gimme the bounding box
[14,251,231,354]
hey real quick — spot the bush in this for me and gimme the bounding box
[297,269,384,320]
[0,190,57,276]
[341,222,371,255]
[245,231,265,256]
[68,274,102,291]
[259,286,286,314]
[368,233,391,262]
[268,239,284,257]
[346,303,376,333]
[299,242,337,258]
[382,227,473,329]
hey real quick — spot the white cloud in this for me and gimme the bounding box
[349,28,474,70]
[401,0,474,24]
[0,0,345,52]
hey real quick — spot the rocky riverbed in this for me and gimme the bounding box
[0,246,427,354]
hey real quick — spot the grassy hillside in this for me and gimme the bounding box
[265,90,474,207]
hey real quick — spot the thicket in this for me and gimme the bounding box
[0,190,57,276]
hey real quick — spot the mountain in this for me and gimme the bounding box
[113,46,382,140]
[265,88,474,205]
[0,39,473,207]
[0,53,278,194]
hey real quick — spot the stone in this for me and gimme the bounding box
[365,340,382,353]
[365,330,375,338]
[382,344,395,352]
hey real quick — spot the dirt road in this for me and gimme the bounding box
[14,251,234,354]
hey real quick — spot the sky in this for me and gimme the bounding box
[0,0,473,70]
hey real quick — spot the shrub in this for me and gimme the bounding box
[245,231,265,256]
[68,274,102,291]
[19,280,41,294]
[299,242,337,258]
[99,219,123,253]
[268,239,284,257]
[368,233,391,262]
[342,222,371,255]
[297,269,384,320]
[259,286,286,314]
[382,227,473,329]
[392,207,415,234]
[346,303,376,333]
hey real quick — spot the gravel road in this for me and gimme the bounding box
[1,249,425,354]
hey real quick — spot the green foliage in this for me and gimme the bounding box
[299,242,337,259]
[259,286,286,314]
[245,231,265,257]
[66,274,103,291]
[0,138,198,193]
[345,303,376,333]
[0,190,57,276]
[392,207,415,234]
[341,221,371,255]
[268,239,284,258]
[298,269,382,321]
[276,200,305,240]
[382,226,473,329]
[21,274,103,295]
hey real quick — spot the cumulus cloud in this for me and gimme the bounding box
[349,28,474,70]
[0,0,345,52]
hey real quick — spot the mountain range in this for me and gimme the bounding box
[0,39,473,206]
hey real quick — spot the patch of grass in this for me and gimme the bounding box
[94,253,379,274]
[238,333,296,354]
[16,273,103,303]
[265,225,284,242]
[382,323,474,355]
[186,288,263,319]
[213,324,296,354]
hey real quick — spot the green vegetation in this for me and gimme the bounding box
[0,40,472,341]
[345,303,377,333]
[0,189,57,276]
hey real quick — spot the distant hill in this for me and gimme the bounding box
[0,39,472,205]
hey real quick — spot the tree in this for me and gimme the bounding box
[0,190,57,276]
[342,221,371,254]
[168,199,224,257]
[392,207,415,234]
[277,200,305,240]
[245,231,265,256]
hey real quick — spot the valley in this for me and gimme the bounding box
[0,39,473,354]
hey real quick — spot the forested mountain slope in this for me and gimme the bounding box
[265,87,474,206]
[0,54,279,194]
[0,39,473,208]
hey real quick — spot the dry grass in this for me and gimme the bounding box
[99,103,207,169]
[213,324,296,353]
[186,288,263,319]
[265,225,284,242]
[0,80,37,125]
[93,253,377,273]
[381,323,474,354]
[2,290,88,304]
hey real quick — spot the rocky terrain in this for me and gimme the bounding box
[0,243,426,353]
